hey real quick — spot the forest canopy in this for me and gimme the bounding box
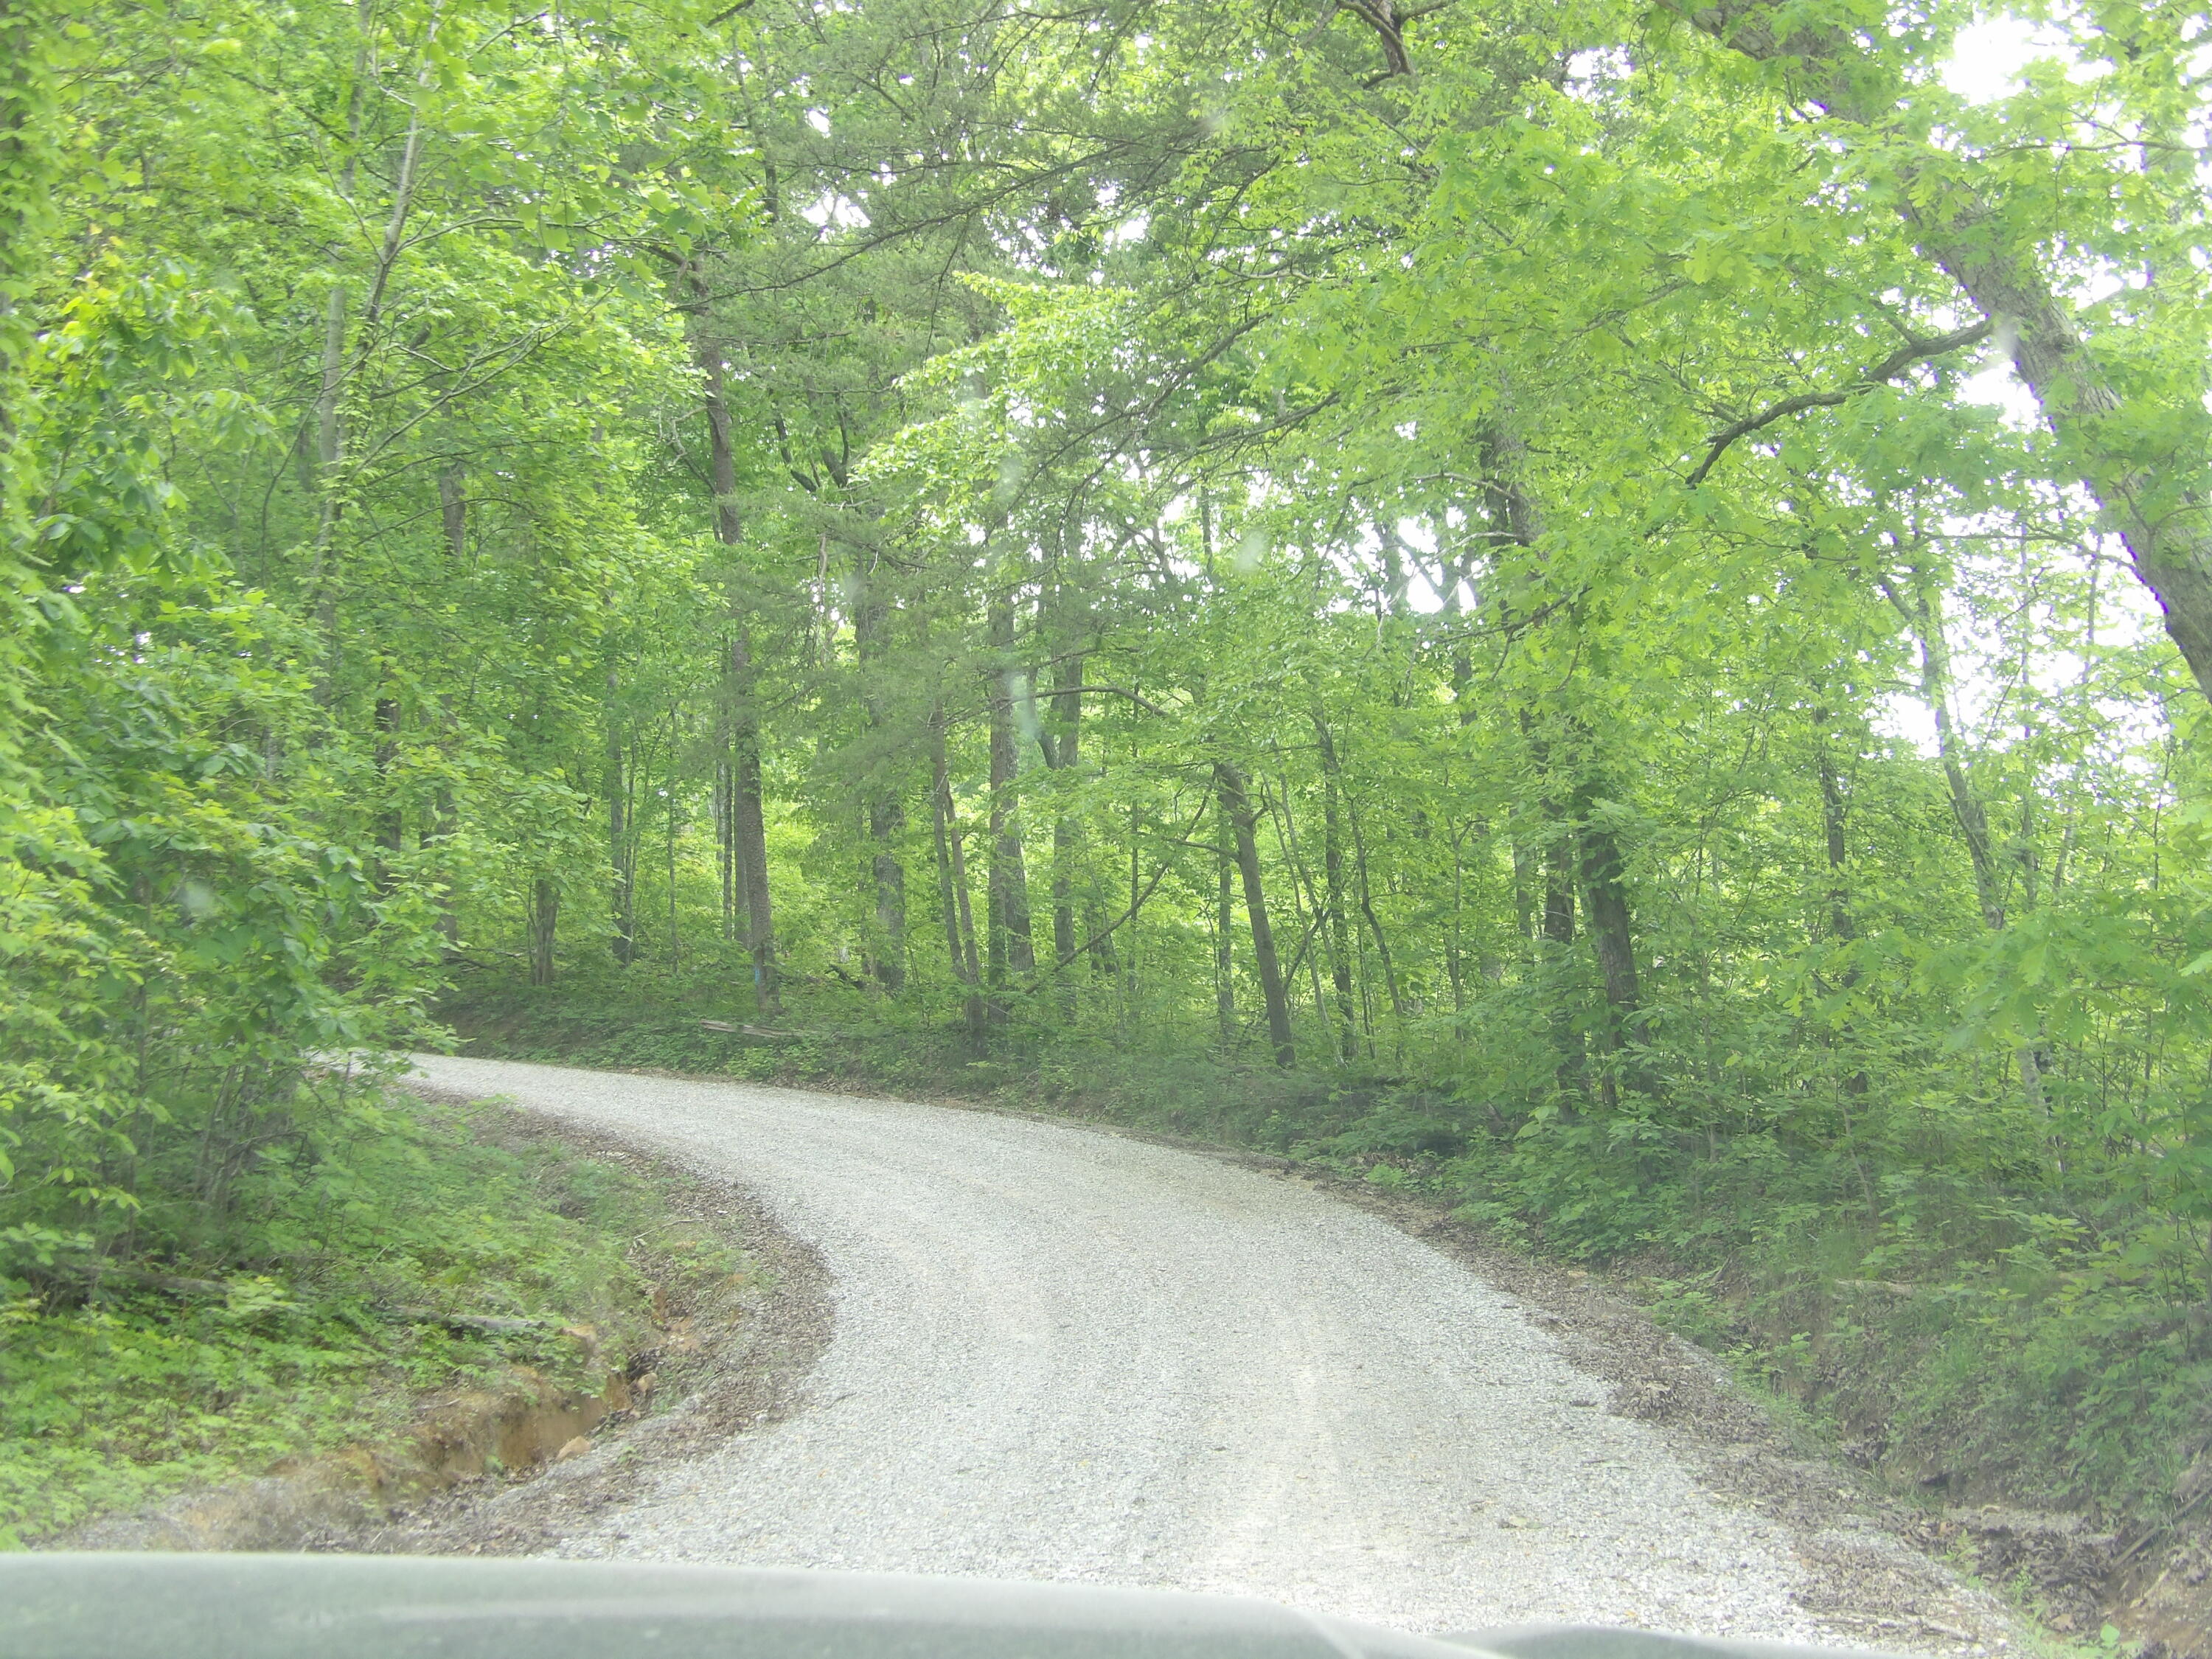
[3,0,2211,1521]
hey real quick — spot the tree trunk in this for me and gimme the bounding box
[1888,569,2006,931]
[1574,801,1639,1017]
[665,706,681,972]
[930,706,985,1045]
[527,876,558,987]
[308,280,348,606]
[1572,774,1644,1102]
[1312,712,1363,1060]
[1515,699,1592,1101]
[689,290,778,1011]
[1214,759,1295,1068]
[1812,708,1869,1098]
[1512,835,1536,954]
[605,665,633,966]
[308,25,431,635]
[1321,720,1402,1043]
[1266,768,1332,1037]
[1215,803,1237,1047]
[1044,648,1082,1020]
[2014,789,2049,1110]
[1688,4,2212,704]
[1886,570,2053,1106]
[426,468,464,946]
[1443,549,1479,730]
[1543,819,1584,1098]
[437,464,466,557]
[1543,832,1575,953]
[851,553,906,993]
[1121,779,1141,1023]
[373,692,403,883]
[726,632,778,1012]
[985,595,1034,1020]
[430,786,461,951]
[1813,712,1856,950]
[869,800,907,993]
[715,751,738,941]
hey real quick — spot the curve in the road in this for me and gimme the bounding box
[409,1055,1822,1638]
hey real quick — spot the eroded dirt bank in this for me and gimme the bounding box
[56,1098,831,1557]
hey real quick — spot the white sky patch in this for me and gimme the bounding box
[1335,518,1454,613]
[1957,350,2041,424]
[1938,18,2050,428]
[1939,12,2073,104]
[1104,212,1151,251]
[1875,695,1942,755]
[1564,45,1631,102]
[1395,517,1447,613]
[801,190,871,230]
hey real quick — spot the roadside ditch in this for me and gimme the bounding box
[49,1091,832,1558]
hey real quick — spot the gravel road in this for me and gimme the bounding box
[406,1055,1935,1641]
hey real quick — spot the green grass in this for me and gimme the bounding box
[0,1091,718,1546]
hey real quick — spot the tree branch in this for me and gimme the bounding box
[1337,0,1412,77]
[1039,798,1209,975]
[1685,321,1992,487]
[1047,682,1172,717]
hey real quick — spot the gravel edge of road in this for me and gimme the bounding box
[363,1085,837,1557]
[930,1099,2028,1655]
[1299,1171,2023,1653]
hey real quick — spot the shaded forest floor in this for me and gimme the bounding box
[442,971,2212,1659]
[3,1093,771,1550]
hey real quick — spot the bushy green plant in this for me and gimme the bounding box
[0,1091,692,1545]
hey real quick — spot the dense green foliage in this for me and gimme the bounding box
[1,1092,699,1543]
[4,0,2210,1534]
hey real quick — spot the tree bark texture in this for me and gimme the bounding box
[1571,774,1645,1102]
[1215,802,1237,1047]
[690,296,779,1011]
[1044,647,1082,1020]
[1813,712,1856,948]
[1889,574,2053,1107]
[1313,712,1360,1061]
[373,692,403,865]
[985,595,1034,1020]
[437,464,466,557]
[725,632,778,1012]
[527,876,558,987]
[604,664,633,966]
[1214,759,1295,1068]
[851,552,906,993]
[931,706,986,1045]
[1891,571,2007,932]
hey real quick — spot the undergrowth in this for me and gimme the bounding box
[0,1089,701,1545]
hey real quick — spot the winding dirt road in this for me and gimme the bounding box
[406,1055,1996,1644]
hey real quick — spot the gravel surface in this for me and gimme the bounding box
[404,1055,1977,1643]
